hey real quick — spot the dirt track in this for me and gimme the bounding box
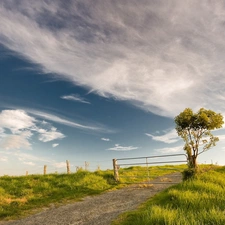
[0,173,182,225]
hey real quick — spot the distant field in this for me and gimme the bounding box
[0,165,185,220]
[113,165,225,225]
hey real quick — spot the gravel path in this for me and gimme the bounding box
[0,173,182,225]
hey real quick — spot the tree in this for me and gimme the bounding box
[175,108,224,169]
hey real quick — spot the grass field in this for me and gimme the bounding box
[0,165,185,221]
[113,165,225,225]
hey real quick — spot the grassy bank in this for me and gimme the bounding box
[0,165,185,220]
[113,165,225,225]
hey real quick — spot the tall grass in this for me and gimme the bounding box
[118,164,186,184]
[0,165,185,221]
[113,165,225,225]
[0,170,114,220]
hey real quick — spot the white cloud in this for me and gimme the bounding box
[61,94,91,104]
[1,1,225,117]
[0,109,35,134]
[156,146,183,154]
[101,138,110,142]
[145,129,180,144]
[23,161,35,166]
[0,108,112,151]
[0,128,6,139]
[0,133,32,150]
[38,127,65,142]
[52,143,59,148]
[108,144,138,151]
[0,109,65,150]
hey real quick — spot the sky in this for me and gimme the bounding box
[0,0,225,176]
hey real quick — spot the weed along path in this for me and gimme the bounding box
[0,173,182,225]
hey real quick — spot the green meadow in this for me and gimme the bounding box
[113,165,225,225]
[0,165,184,221]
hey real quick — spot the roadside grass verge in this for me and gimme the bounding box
[0,170,114,220]
[0,165,185,221]
[112,165,225,225]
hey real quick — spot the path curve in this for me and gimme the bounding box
[0,173,182,225]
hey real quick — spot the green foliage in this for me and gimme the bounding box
[182,168,196,180]
[113,166,225,225]
[174,108,224,168]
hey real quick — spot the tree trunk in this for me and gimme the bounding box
[188,155,198,170]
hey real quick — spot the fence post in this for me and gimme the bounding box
[146,157,150,182]
[26,171,28,176]
[113,159,119,181]
[66,160,70,174]
[44,165,47,175]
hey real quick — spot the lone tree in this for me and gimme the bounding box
[175,108,224,169]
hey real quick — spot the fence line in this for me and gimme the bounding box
[1,160,113,176]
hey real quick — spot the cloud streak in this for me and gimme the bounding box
[1,1,225,117]
[52,143,59,148]
[101,138,110,142]
[108,144,138,151]
[26,109,110,132]
[155,146,183,154]
[23,161,35,166]
[61,94,91,104]
[146,129,180,144]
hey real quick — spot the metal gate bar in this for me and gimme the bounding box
[112,153,188,183]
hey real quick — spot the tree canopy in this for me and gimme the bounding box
[175,108,224,169]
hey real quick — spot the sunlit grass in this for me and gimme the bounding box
[0,165,186,221]
[0,170,114,220]
[118,164,186,184]
[113,165,225,225]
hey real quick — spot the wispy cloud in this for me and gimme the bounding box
[61,94,91,104]
[0,133,32,150]
[101,138,110,142]
[1,1,225,117]
[26,108,110,132]
[156,146,183,154]
[145,129,180,144]
[23,161,35,166]
[0,109,36,134]
[0,150,53,164]
[52,143,59,148]
[0,109,65,150]
[38,127,65,142]
[108,144,138,151]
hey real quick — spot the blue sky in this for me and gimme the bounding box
[0,0,225,175]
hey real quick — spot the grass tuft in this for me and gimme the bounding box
[113,165,225,225]
[0,164,186,221]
